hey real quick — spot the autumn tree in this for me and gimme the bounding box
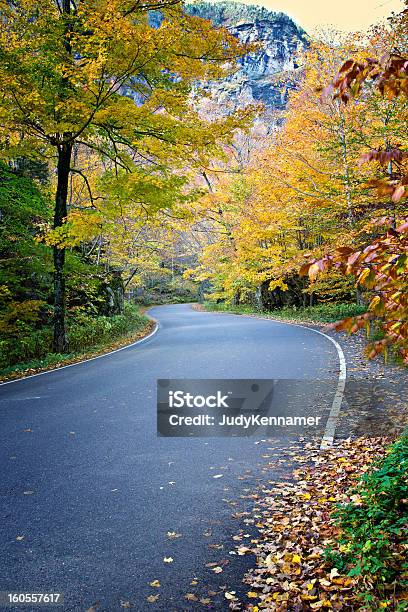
[190,26,408,312]
[0,0,250,351]
[301,12,408,361]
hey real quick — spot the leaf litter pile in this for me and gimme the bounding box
[228,436,404,611]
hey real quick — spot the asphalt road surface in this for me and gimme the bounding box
[0,304,341,611]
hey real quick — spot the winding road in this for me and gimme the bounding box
[0,304,343,611]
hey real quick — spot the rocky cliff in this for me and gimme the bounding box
[185,1,308,115]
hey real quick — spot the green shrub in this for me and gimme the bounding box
[203,301,366,323]
[0,327,51,368]
[0,303,148,370]
[67,303,147,352]
[326,435,408,601]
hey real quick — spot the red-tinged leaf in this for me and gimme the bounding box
[364,251,379,264]
[338,60,355,74]
[299,263,311,277]
[334,317,354,332]
[392,185,405,202]
[317,259,329,272]
[359,152,374,165]
[397,220,408,232]
[363,243,379,254]
[347,251,361,266]
[367,347,378,359]
[377,182,394,196]
[336,246,354,255]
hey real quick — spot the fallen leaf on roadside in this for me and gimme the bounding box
[166,531,181,539]
[149,580,160,588]
[237,546,252,555]
[146,595,159,603]
[163,557,173,563]
[184,593,198,601]
[297,492,311,500]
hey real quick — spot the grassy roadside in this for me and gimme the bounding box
[0,304,154,383]
[199,301,367,324]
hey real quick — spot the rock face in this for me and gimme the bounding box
[186,1,308,114]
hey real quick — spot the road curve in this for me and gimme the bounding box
[0,304,341,611]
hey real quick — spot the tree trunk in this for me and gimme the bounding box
[53,142,72,353]
[356,284,365,306]
[232,291,240,306]
[255,286,263,311]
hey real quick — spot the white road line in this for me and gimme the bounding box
[253,318,347,449]
[257,320,347,449]
[294,325,347,449]
[0,319,159,387]
[200,309,347,449]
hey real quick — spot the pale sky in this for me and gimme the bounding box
[227,0,405,32]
